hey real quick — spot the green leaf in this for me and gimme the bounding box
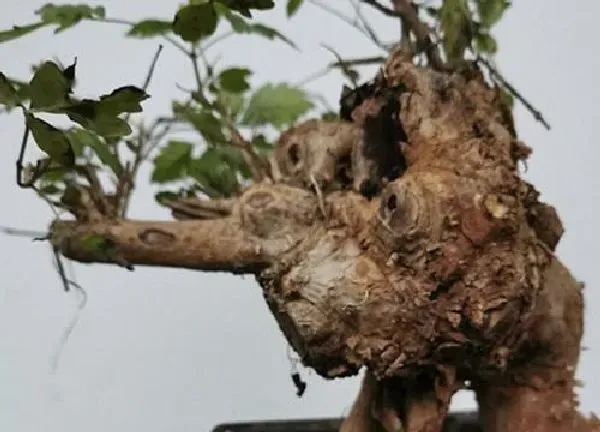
[66,128,121,173]
[62,100,132,137]
[27,114,75,167]
[476,0,510,27]
[286,0,304,17]
[188,148,240,196]
[0,72,19,106]
[218,5,296,49]
[28,61,70,110]
[35,3,106,33]
[1,77,29,108]
[172,103,226,144]
[151,140,193,183]
[172,3,218,42]
[98,86,150,114]
[127,19,172,37]
[242,83,313,129]
[84,113,132,137]
[218,67,251,93]
[0,22,47,43]
[439,0,473,64]
[217,90,245,119]
[474,32,497,54]
[218,0,275,18]
[62,58,77,92]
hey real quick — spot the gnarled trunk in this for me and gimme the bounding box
[49,51,597,431]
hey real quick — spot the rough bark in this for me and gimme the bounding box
[48,51,596,431]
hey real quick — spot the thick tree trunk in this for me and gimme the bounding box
[49,51,597,431]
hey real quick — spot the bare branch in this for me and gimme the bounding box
[117,44,165,217]
[360,0,445,69]
[162,196,235,220]
[477,55,551,130]
[51,218,269,274]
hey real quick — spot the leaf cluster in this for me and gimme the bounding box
[0,0,519,214]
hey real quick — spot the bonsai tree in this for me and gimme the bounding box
[0,1,597,431]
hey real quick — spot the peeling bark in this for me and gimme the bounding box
[48,51,596,431]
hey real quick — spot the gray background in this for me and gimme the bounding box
[0,1,598,431]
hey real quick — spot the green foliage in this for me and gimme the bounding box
[219,0,275,18]
[0,0,517,209]
[286,0,304,17]
[440,0,473,64]
[218,68,252,93]
[474,32,497,54]
[151,140,193,183]
[28,61,71,110]
[173,3,219,42]
[0,23,46,43]
[172,102,227,144]
[127,19,172,38]
[0,72,19,106]
[66,128,121,174]
[27,114,75,167]
[97,86,150,114]
[242,83,313,129]
[36,3,105,33]
[476,0,510,27]
[188,147,243,196]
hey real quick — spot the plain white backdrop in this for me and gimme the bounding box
[0,1,598,431]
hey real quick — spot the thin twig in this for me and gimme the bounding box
[295,55,386,87]
[203,31,235,52]
[189,44,269,182]
[15,117,31,187]
[308,0,388,51]
[476,55,551,130]
[350,0,386,49]
[89,17,189,55]
[49,276,88,374]
[141,44,164,91]
[361,0,445,69]
[0,226,47,238]
[118,44,165,217]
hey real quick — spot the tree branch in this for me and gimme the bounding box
[50,218,268,274]
[360,0,445,69]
